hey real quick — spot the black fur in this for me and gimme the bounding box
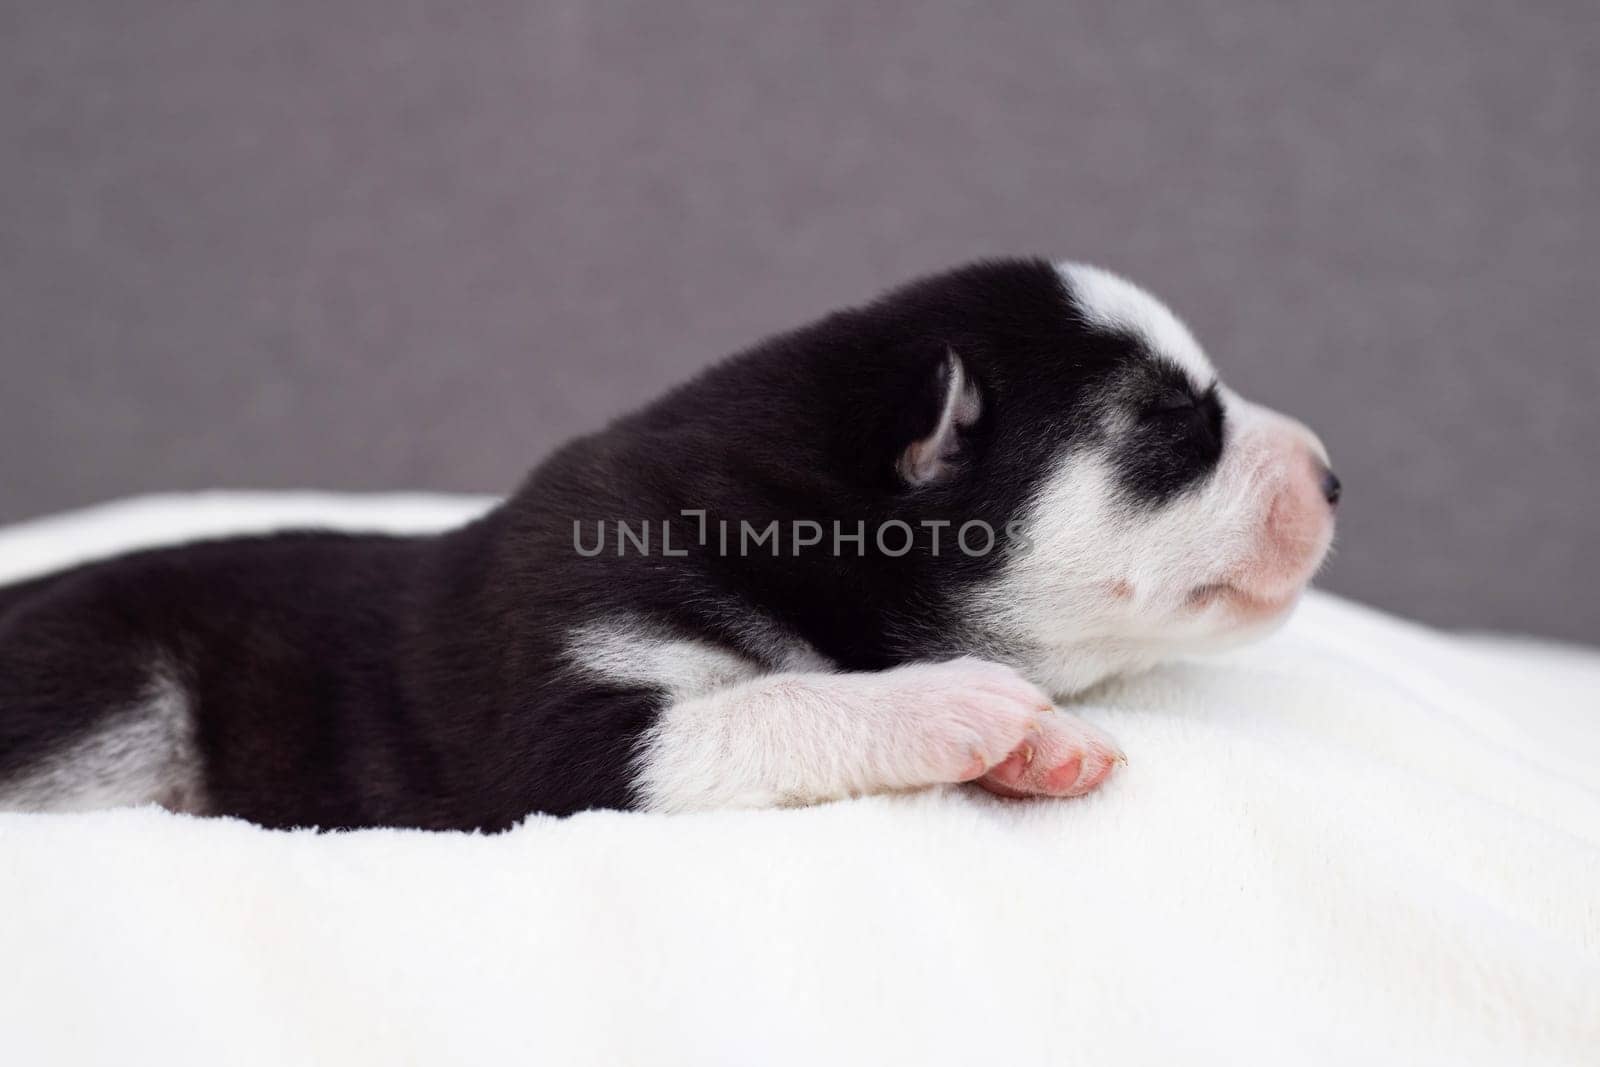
[0,258,1220,830]
[1115,367,1227,506]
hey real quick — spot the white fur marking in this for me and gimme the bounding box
[567,617,831,702]
[1057,262,1216,386]
[0,668,203,813]
[570,623,766,700]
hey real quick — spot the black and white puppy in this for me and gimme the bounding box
[0,258,1338,830]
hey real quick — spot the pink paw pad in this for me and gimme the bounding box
[977,713,1124,800]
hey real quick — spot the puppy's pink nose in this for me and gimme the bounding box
[1319,467,1342,508]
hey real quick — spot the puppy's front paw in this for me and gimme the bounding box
[879,657,1054,789]
[977,711,1124,799]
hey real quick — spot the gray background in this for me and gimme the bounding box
[2,2,1596,642]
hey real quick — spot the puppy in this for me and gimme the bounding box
[0,258,1337,830]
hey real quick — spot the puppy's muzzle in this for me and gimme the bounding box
[1202,401,1338,619]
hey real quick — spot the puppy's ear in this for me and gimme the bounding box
[897,349,981,486]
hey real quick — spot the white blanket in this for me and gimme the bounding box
[1,493,1597,1066]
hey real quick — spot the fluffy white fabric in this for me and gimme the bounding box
[1,493,1596,1065]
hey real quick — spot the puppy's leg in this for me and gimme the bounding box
[633,657,1120,812]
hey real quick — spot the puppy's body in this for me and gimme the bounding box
[0,259,1337,829]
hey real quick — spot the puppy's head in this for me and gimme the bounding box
[849,259,1338,693]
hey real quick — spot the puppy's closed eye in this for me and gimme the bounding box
[1141,384,1224,449]
[1144,381,1217,416]
[1148,391,1200,415]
